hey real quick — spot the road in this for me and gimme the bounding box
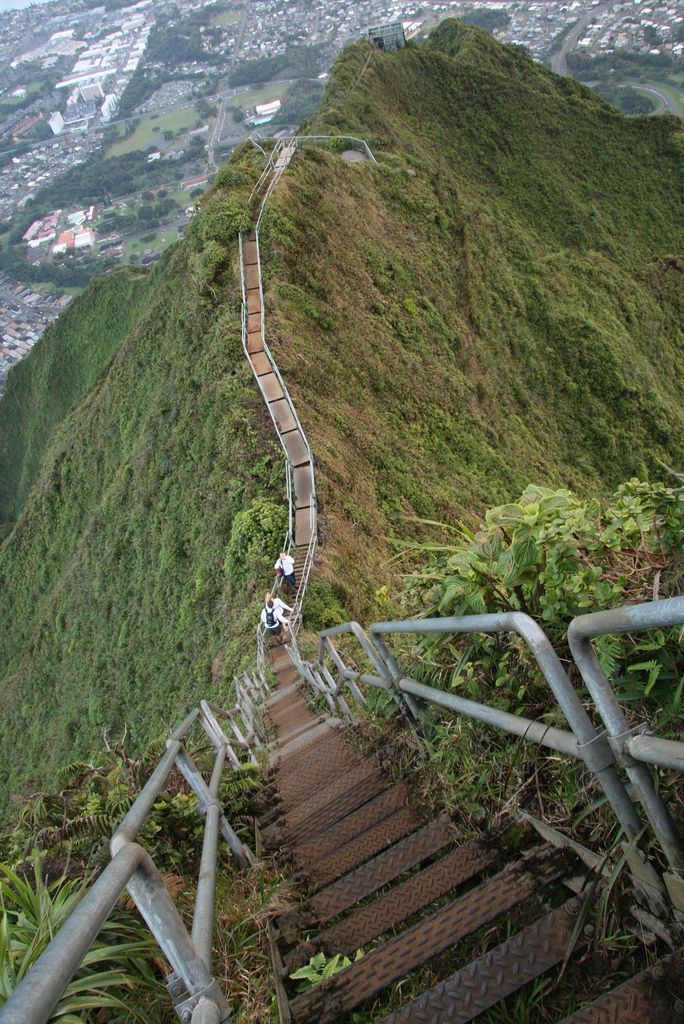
[551,1,621,76]
[617,82,679,114]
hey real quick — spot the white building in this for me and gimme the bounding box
[48,111,65,136]
[255,99,282,116]
[100,93,118,122]
[74,228,96,249]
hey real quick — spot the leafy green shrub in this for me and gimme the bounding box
[403,480,684,725]
[224,499,288,593]
[301,580,347,631]
[0,858,163,1021]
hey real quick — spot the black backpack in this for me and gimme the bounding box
[265,605,277,629]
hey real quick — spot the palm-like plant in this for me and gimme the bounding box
[0,858,165,1022]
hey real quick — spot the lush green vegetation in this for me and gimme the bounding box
[253,24,684,614]
[229,45,323,86]
[0,741,280,1021]
[402,480,684,729]
[0,268,150,532]
[0,156,285,812]
[593,82,656,115]
[1,20,683,816]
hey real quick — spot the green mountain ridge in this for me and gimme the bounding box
[0,21,682,811]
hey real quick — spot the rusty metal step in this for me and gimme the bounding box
[282,762,385,834]
[306,841,499,959]
[289,845,569,1023]
[381,897,583,1024]
[272,741,360,808]
[291,785,412,867]
[285,771,389,846]
[289,814,459,930]
[302,805,425,890]
[557,949,684,1023]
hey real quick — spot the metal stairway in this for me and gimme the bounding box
[257,646,684,1024]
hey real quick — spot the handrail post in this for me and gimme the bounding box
[568,598,684,887]
[126,846,231,1023]
[192,746,226,967]
[369,613,664,895]
[175,749,253,869]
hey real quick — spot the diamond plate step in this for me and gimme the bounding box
[291,785,411,866]
[305,806,425,888]
[289,845,568,1023]
[307,841,498,959]
[557,950,684,1023]
[286,772,389,846]
[282,763,384,834]
[382,898,583,1023]
[286,814,459,931]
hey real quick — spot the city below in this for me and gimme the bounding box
[0,0,682,391]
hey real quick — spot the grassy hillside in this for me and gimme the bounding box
[0,268,150,535]
[0,22,683,808]
[0,178,287,812]
[256,25,684,607]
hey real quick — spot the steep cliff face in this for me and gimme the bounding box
[0,21,682,808]
[258,25,684,605]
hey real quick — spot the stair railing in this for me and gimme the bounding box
[0,682,272,1024]
[297,597,684,914]
[241,134,378,669]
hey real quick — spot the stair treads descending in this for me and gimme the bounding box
[304,814,459,926]
[282,762,385,833]
[305,806,425,889]
[242,240,258,265]
[289,845,567,1023]
[557,950,684,1023]
[382,899,582,1024]
[313,842,498,957]
[293,785,412,864]
[274,740,361,806]
[285,772,389,845]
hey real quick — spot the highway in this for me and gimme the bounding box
[551,1,622,76]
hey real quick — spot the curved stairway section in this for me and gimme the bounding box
[239,140,316,639]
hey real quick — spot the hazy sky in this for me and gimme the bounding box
[0,0,59,10]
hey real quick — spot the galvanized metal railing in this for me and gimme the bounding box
[292,596,684,913]
[0,670,271,1024]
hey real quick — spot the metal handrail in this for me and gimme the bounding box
[300,601,684,909]
[568,597,684,904]
[0,696,267,1024]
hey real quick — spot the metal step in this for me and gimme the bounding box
[306,841,498,959]
[557,949,684,1023]
[291,785,412,865]
[381,898,583,1023]
[289,814,460,931]
[305,805,425,889]
[289,845,568,1023]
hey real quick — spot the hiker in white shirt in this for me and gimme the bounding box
[275,550,297,592]
[261,596,290,643]
[265,591,292,617]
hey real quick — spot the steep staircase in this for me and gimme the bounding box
[255,646,684,1023]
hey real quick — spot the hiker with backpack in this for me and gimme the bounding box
[274,550,297,593]
[260,594,290,645]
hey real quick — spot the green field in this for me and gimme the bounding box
[235,82,286,111]
[126,228,180,259]
[212,7,240,26]
[106,106,203,157]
